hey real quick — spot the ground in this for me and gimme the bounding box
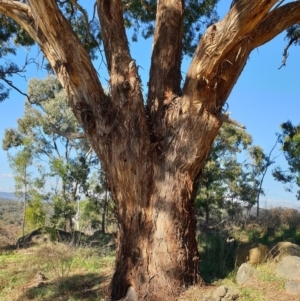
[2,207,300,301]
[179,276,300,301]
[1,243,300,301]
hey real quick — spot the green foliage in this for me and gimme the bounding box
[0,15,34,102]
[2,76,99,231]
[80,198,103,230]
[5,145,49,236]
[196,124,254,222]
[198,230,235,281]
[273,121,300,199]
[196,123,277,222]
[25,193,46,231]
[51,195,77,229]
[80,171,115,233]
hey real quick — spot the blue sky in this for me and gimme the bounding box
[1,1,300,209]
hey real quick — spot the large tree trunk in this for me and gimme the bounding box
[2,0,300,300]
[111,170,201,300]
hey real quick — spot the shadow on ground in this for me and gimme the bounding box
[18,273,109,301]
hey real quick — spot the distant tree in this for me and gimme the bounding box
[2,76,96,232]
[50,154,91,231]
[273,121,300,200]
[25,190,46,231]
[196,124,275,223]
[196,124,252,223]
[7,144,34,236]
[247,137,279,219]
[81,170,115,234]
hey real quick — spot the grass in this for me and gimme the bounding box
[1,221,300,300]
[181,221,300,301]
[0,244,114,301]
[239,287,266,301]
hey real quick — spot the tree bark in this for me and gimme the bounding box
[2,0,300,300]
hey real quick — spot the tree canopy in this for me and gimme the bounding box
[273,121,300,200]
[2,76,100,232]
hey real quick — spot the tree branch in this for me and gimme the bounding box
[1,76,30,101]
[96,0,131,74]
[147,0,184,119]
[251,1,300,49]
[49,124,86,140]
[278,34,300,69]
[181,0,278,114]
[0,0,41,43]
[96,0,146,113]
[70,0,90,41]
[0,0,109,131]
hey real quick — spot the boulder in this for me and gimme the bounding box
[285,281,300,295]
[236,263,257,286]
[235,242,269,266]
[269,241,300,261]
[16,227,79,248]
[212,285,239,301]
[276,256,300,281]
[16,228,51,248]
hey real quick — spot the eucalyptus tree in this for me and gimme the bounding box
[1,1,300,300]
[8,143,45,236]
[196,123,252,223]
[8,147,31,237]
[273,121,300,200]
[247,138,279,219]
[3,76,95,232]
[80,170,114,234]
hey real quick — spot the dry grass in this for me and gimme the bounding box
[179,260,299,301]
[1,215,300,301]
[0,244,114,301]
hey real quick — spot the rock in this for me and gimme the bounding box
[236,263,257,285]
[215,285,239,301]
[204,285,239,301]
[276,256,300,281]
[213,286,227,298]
[35,271,48,282]
[270,242,300,261]
[235,242,269,266]
[16,228,50,248]
[16,227,80,248]
[285,281,300,295]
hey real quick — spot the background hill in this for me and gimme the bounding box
[0,191,17,200]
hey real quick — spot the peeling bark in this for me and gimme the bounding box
[1,0,300,300]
